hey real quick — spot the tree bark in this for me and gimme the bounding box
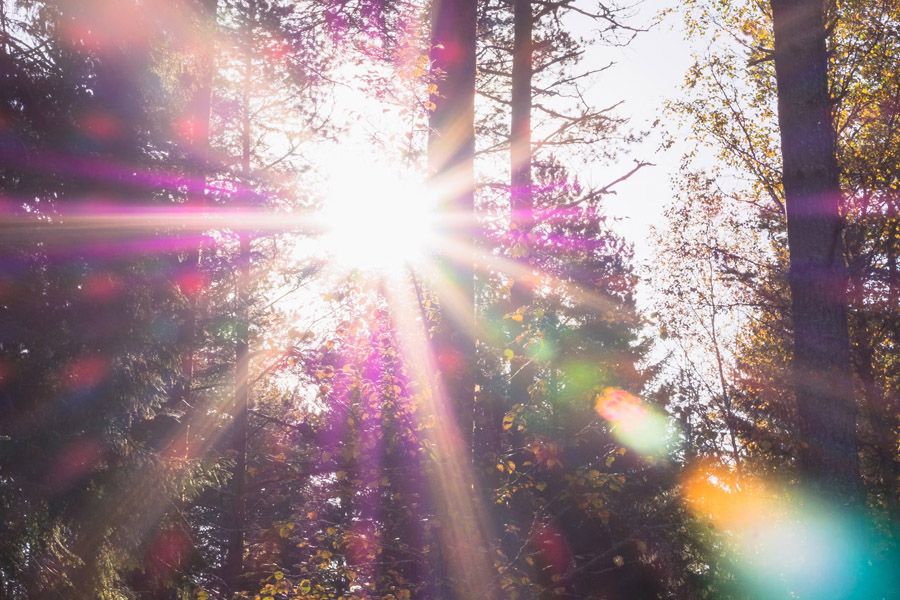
[508,0,534,429]
[225,230,250,594]
[428,0,477,455]
[224,4,253,591]
[428,2,500,598]
[179,0,217,409]
[770,0,859,501]
[503,0,540,574]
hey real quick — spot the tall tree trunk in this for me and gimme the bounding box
[225,230,250,594]
[224,6,253,591]
[429,0,477,453]
[770,0,859,501]
[428,2,499,597]
[508,0,534,433]
[503,0,540,574]
[180,0,217,409]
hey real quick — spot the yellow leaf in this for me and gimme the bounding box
[502,412,515,431]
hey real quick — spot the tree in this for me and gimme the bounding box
[426,1,498,597]
[770,0,859,501]
[0,1,220,595]
[506,0,535,463]
[428,0,478,452]
[657,0,899,591]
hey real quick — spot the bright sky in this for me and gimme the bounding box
[573,1,695,304]
[306,1,698,312]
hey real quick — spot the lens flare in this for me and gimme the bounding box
[63,355,109,391]
[683,463,898,598]
[594,387,671,456]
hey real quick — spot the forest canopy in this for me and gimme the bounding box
[0,0,897,598]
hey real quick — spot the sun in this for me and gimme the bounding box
[317,150,436,275]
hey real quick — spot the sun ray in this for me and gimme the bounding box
[383,272,499,595]
[433,235,631,318]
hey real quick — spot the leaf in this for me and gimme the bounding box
[278,523,294,538]
[274,571,284,581]
[502,411,515,431]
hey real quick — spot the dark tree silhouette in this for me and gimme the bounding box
[770,0,859,501]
